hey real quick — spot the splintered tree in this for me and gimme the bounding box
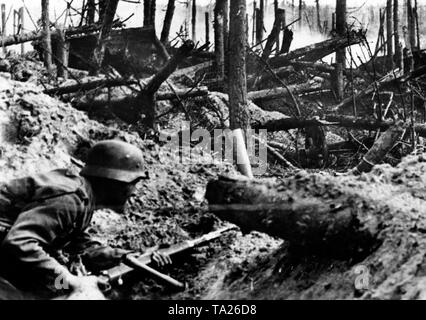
[160,0,175,44]
[41,0,53,74]
[90,0,119,75]
[229,0,253,178]
[262,8,286,61]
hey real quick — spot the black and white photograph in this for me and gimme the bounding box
[0,0,425,306]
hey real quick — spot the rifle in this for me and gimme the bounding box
[99,225,237,290]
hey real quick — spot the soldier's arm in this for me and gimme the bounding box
[66,231,131,272]
[0,193,84,291]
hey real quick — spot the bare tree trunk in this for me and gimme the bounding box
[2,4,5,55]
[274,0,279,53]
[394,0,403,69]
[1,4,5,36]
[298,0,303,30]
[258,0,264,42]
[333,62,344,101]
[87,0,96,25]
[205,12,210,44]
[192,0,196,41]
[252,1,256,46]
[255,8,262,44]
[335,0,346,68]
[90,0,119,75]
[160,0,175,44]
[99,0,107,22]
[41,0,53,75]
[229,0,249,130]
[144,0,156,28]
[414,0,420,51]
[407,0,416,50]
[229,0,253,178]
[223,0,229,54]
[56,27,69,80]
[19,7,24,55]
[387,0,394,69]
[316,0,321,32]
[214,0,226,80]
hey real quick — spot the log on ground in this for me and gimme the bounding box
[206,175,384,259]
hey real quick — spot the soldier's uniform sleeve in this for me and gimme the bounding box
[66,231,131,272]
[0,193,85,291]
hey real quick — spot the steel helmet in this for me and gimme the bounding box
[80,140,146,183]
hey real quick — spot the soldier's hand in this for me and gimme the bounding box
[151,251,172,267]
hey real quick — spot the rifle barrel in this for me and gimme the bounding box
[105,225,237,283]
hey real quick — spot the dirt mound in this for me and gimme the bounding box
[205,155,426,300]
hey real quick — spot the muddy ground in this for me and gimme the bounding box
[1,53,426,300]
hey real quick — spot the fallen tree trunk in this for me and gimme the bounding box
[206,175,382,258]
[269,31,364,67]
[352,121,407,174]
[0,21,123,47]
[330,70,401,113]
[254,114,426,139]
[44,78,139,95]
[247,66,295,87]
[73,87,209,111]
[247,80,326,103]
[290,60,364,78]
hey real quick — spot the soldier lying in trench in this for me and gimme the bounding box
[0,140,171,299]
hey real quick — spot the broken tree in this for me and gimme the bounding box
[269,31,364,67]
[352,121,407,174]
[109,40,195,128]
[90,0,119,75]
